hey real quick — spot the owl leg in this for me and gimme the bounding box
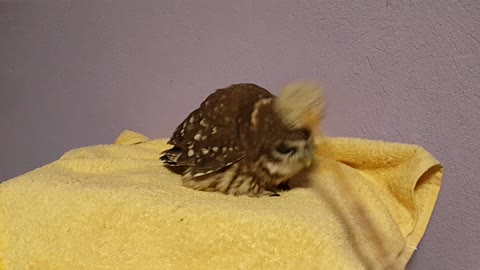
[276,179,291,191]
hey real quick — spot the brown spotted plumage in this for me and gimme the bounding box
[160,82,325,197]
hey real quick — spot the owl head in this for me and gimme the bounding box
[247,82,325,184]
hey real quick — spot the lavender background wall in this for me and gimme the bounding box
[1,1,479,269]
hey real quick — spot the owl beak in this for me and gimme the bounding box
[304,153,313,168]
[305,158,312,168]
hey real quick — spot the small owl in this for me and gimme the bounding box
[160,82,325,197]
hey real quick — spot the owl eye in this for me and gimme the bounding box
[276,145,297,155]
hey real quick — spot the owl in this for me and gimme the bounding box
[160,82,325,197]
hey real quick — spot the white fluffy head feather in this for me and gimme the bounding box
[273,81,326,132]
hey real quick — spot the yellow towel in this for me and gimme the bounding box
[0,130,442,270]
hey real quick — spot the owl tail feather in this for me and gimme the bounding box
[160,147,183,166]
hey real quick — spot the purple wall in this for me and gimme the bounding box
[1,1,479,268]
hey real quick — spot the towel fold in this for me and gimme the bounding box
[0,130,442,269]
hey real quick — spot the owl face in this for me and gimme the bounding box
[264,136,315,184]
[249,106,316,185]
[160,83,324,197]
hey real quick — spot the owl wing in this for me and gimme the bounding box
[162,84,273,177]
[164,115,246,177]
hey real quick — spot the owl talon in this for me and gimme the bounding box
[263,190,280,197]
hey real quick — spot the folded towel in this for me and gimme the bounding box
[0,130,442,269]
